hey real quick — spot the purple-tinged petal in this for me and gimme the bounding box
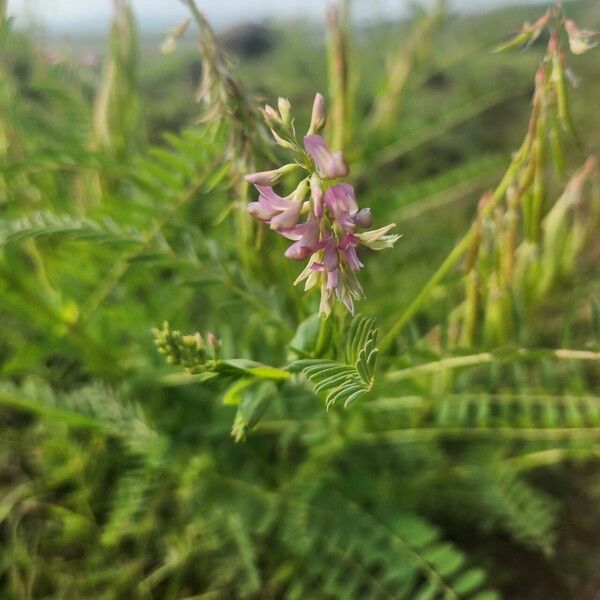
[280,218,320,242]
[320,235,339,272]
[270,202,302,230]
[245,169,280,185]
[278,224,305,241]
[327,269,339,290]
[283,219,320,259]
[339,234,363,271]
[247,201,277,221]
[285,241,314,261]
[304,134,349,179]
[325,183,358,217]
[255,185,293,211]
[343,246,363,271]
[339,233,359,250]
[353,208,373,229]
[307,92,327,135]
[310,172,324,217]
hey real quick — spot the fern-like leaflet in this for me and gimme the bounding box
[292,314,379,408]
[0,211,145,247]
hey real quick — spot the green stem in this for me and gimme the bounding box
[386,348,600,381]
[357,426,600,444]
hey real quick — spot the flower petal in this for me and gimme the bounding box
[304,134,349,179]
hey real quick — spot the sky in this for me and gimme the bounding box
[9,0,545,32]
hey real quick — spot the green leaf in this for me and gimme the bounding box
[218,359,290,381]
[231,381,276,442]
[291,314,379,408]
[222,378,256,406]
[453,569,487,594]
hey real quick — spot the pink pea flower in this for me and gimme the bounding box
[304,134,349,179]
[325,184,373,231]
[247,185,302,231]
[283,219,320,261]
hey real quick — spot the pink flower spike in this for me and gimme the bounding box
[304,134,349,179]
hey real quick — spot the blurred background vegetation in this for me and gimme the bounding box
[1,0,600,598]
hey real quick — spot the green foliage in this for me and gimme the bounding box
[292,314,378,408]
[468,461,558,556]
[0,211,145,246]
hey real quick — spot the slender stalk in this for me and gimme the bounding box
[505,447,600,471]
[357,427,600,445]
[387,347,600,381]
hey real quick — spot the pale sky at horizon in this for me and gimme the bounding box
[8,0,546,31]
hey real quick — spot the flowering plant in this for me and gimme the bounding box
[245,94,399,316]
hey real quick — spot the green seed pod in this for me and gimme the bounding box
[549,115,566,180]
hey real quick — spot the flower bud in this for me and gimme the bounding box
[261,104,280,128]
[207,332,220,356]
[182,333,203,350]
[270,129,296,150]
[244,169,279,186]
[244,163,298,186]
[278,97,292,126]
[307,92,327,135]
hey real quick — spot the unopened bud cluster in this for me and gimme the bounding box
[246,93,399,316]
[153,321,220,371]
